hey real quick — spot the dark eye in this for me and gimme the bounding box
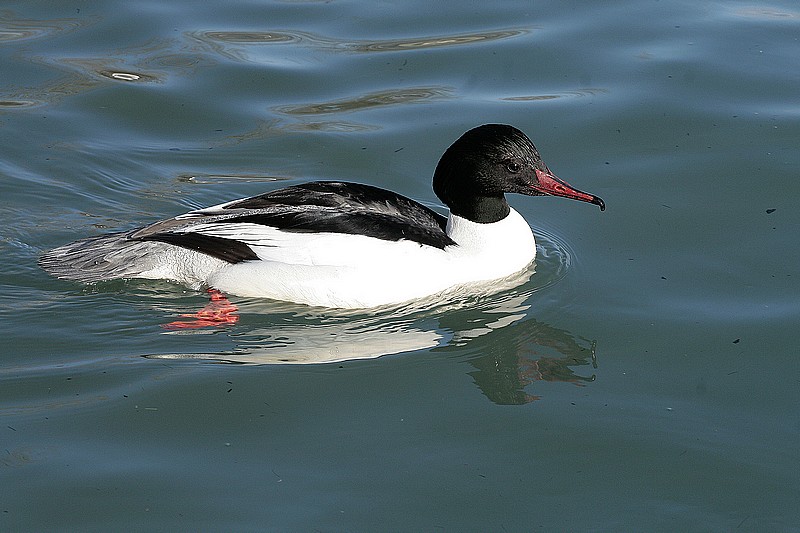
[506,161,521,173]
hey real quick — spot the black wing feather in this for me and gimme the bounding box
[130,181,454,263]
[136,232,259,263]
[222,182,454,248]
[227,181,426,211]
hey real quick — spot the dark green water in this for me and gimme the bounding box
[2,1,799,530]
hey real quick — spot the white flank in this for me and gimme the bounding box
[201,208,536,308]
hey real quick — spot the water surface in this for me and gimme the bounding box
[2,0,799,530]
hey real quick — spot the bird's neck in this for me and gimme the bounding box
[448,194,510,224]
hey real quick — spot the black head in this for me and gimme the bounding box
[432,124,605,223]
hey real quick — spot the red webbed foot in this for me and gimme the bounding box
[162,289,239,330]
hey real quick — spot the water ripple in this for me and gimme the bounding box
[529,227,573,292]
[731,7,800,20]
[96,70,158,83]
[501,88,609,102]
[0,99,41,108]
[348,29,529,52]
[199,31,303,44]
[275,86,452,115]
[1,55,166,111]
[190,27,529,61]
[176,173,290,185]
[0,11,90,42]
[282,121,381,132]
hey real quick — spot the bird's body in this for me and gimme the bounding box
[40,124,604,308]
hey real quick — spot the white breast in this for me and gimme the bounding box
[444,208,537,282]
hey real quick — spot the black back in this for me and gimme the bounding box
[132,181,455,264]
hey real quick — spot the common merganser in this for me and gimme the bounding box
[40,124,605,308]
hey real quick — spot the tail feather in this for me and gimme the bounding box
[39,230,168,283]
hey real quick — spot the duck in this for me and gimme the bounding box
[40,124,605,308]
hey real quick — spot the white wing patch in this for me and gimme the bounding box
[183,222,278,246]
[182,222,440,267]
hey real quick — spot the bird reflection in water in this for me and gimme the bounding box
[464,320,597,405]
[149,278,598,405]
